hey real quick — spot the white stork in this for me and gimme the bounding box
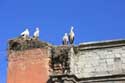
[69,26,75,44]
[33,27,40,39]
[62,33,69,45]
[20,28,29,39]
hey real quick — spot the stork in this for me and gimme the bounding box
[62,33,69,45]
[69,26,75,44]
[33,27,40,40]
[20,28,29,39]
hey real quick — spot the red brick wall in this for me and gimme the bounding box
[7,48,50,83]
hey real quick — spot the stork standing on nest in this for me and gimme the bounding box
[69,26,75,45]
[20,28,29,39]
[62,33,69,45]
[33,27,40,40]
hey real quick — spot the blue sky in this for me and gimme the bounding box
[1,0,125,82]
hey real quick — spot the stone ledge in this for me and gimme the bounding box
[79,39,125,50]
[49,74,125,83]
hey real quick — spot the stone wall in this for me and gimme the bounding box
[7,38,125,83]
[70,39,125,78]
[7,48,50,83]
[7,38,51,83]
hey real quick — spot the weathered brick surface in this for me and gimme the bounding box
[7,48,50,83]
[7,39,125,83]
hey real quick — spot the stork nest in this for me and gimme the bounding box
[8,37,52,51]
